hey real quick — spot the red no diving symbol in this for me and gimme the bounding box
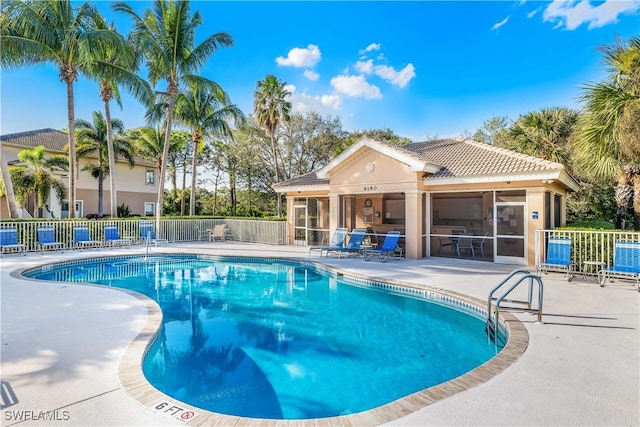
[180,411,195,420]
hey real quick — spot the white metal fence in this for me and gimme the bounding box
[535,229,640,277]
[0,219,287,253]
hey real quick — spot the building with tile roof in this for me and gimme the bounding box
[1,128,160,219]
[274,137,579,265]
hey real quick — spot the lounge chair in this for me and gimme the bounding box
[140,222,168,246]
[536,237,575,282]
[209,224,227,242]
[309,227,348,256]
[104,225,129,248]
[326,228,366,258]
[37,227,64,253]
[599,240,640,292]
[73,226,100,250]
[363,231,401,262]
[0,228,26,256]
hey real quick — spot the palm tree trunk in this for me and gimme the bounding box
[181,169,187,216]
[98,169,104,216]
[103,96,118,218]
[270,134,281,217]
[190,137,199,216]
[66,80,77,218]
[0,146,21,218]
[614,181,632,229]
[156,92,176,227]
[632,173,640,231]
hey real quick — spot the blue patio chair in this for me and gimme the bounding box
[140,221,168,246]
[0,228,26,256]
[326,228,367,258]
[37,227,64,254]
[104,225,129,248]
[73,226,100,250]
[536,237,575,282]
[599,241,640,292]
[363,231,401,262]
[309,227,348,256]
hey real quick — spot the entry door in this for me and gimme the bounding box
[293,204,307,246]
[494,202,527,265]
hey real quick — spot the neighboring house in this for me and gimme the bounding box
[0,128,160,219]
[273,137,580,266]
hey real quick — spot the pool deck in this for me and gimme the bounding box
[1,242,638,426]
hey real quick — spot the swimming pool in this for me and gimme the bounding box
[25,255,507,420]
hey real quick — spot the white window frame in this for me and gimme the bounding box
[146,169,155,185]
[144,202,155,216]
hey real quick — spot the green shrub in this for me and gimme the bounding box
[563,220,615,230]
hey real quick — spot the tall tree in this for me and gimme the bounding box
[75,111,135,216]
[505,107,578,165]
[1,0,120,218]
[87,14,152,218]
[253,74,291,217]
[470,115,511,146]
[573,36,640,229]
[114,0,233,222]
[128,126,190,213]
[174,83,245,215]
[9,145,67,218]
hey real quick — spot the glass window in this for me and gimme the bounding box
[146,170,155,185]
[554,194,562,227]
[144,202,154,216]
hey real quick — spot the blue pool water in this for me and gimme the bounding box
[25,255,502,419]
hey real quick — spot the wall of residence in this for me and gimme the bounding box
[1,147,159,218]
[426,179,567,265]
[284,173,567,265]
[326,148,426,258]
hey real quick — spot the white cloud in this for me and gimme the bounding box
[490,16,510,31]
[543,0,640,30]
[354,59,374,74]
[303,70,319,81]
[373,63,416,89]
[286,85,343,114]
[359,43,381,54]
[527,9,538,18]
[276,44,321,67]
[330,74,382,99]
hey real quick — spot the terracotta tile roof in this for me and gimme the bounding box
[404,138,564,179]
[275,137,567,190]
[1,127,156,166]
[1,128,69,152]
[273,171,328,189]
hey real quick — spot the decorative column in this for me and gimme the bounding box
[404,190,423,259]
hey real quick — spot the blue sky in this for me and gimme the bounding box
[1,1,639,141]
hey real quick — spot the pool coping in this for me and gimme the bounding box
[18,254,529,426]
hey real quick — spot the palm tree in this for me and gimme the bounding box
[75,111,135,216]
[87,13,153,218]
[253,75,291,217]
[574,36,640,230]
[129,126,191,214]
[1,0,122,218]
[9,145,67,218]
[0,144,21,218]
[114,0,234,222]
[174,84,245,216]
[506,107,578,165]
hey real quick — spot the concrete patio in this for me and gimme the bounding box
[1,242,638,426]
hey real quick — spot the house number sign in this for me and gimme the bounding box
[363,186,378,191]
